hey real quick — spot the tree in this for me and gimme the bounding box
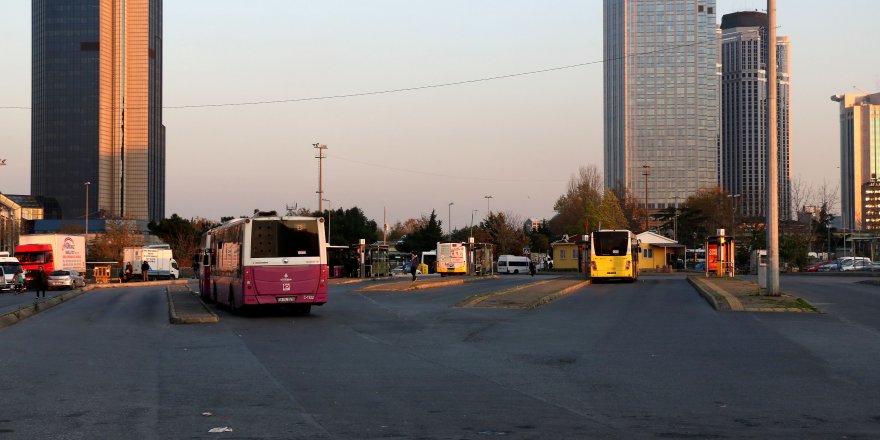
[397,210,443,253]
[549,165,603,236]
[597,189,629,230]
[475,211,529,256]
[91,220,144,264]
[148,214,218,267]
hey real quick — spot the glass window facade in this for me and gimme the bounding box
[604,0,721,210]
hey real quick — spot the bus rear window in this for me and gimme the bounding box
[250,220,321,258]
[593,232,629,256]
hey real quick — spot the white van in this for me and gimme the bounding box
[497,255,531,274]
[0,252,23,291]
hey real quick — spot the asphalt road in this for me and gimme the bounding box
[1,275,879,439]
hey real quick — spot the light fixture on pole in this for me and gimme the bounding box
[84,181,91,255]
[313,143,328,212]
[448,202,454,241]
[484,195,493,214]
[322,198,331,245]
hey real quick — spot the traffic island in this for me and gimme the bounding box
[457,278,589,309]
[687,276,818,313]
[166,284,218,324]
[358,276,498,292]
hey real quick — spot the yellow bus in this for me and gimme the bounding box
[589,230,640,282]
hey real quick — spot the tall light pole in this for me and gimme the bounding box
[322,198,331,245]
[765,0,780,295]
[470,209,478,238]
[672,195,680,242]
[84,182,91,252]
[727,194,741,238]
[484,195,493,214]
[448,202,454,241]
[313,143,328,212]
[642,164,651,231]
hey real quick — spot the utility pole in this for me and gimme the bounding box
[766,0,780,295]
[313,143,327,212]
[642,164,651,232]
[448,202,454,241]
[484,195,493,214]
[470,209,478,239]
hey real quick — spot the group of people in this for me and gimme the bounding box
[122,261,151,282]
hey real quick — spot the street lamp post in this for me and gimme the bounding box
[84,181,91,256]
[470,209,478,238]
[484,195,493,214]
[313,143,328,212]
[448,202,454,241]
[672,195,680,242]
[642,164,651,231]
[727,194,741,238]
[322,198,331,245]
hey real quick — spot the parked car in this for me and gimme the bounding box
[804,261,830,272]
[840,258,872,272]
[47,270,86,290]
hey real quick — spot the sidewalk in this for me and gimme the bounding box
[688,276,817,313]
[0,279,194,329]
[458,277,590,310]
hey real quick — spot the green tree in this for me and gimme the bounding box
[397,210,443,253]
[148,214,218,267]
[92,220,145,264]
[597,189,628,230]
[474,211,529,256]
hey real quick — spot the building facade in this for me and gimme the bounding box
[832,92,880,231]
[604,0,721,215]
[720,11,792,220]
[32,0,165,223]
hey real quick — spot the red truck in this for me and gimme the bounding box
[15,234,86,288]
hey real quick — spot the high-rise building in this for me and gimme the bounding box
[603,0,721,216]
[720,11,791,220]
[32,0,165,223]
[831,92,880,231]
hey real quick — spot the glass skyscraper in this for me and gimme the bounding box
[603,0,721,213]
[32,0,165,223]
[720,11,791,221]
[832,92,880,231]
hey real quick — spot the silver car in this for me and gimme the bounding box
[48,270,86,290]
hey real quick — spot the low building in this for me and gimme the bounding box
[550,235,586,271]
[636,231,685,271]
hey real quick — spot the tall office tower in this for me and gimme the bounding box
[32,0,165,223]
[831,92,880,231]
[604,0,721,216]
[720,11,791,221]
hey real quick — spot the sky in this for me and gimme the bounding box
[1,0,879,231]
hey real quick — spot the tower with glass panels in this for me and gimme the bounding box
[32,0,165,223]
[832,92,880,231]
[603,0,721,215]
[720,11,791,221]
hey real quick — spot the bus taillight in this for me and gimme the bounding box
[625,261,631,271]
[245,268,252,290]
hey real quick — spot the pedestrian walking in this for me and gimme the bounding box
[141,260,150,282]
[191,259,199,279]
[409,252,419,282]
[35,266,48,298]
[529,260,536,277]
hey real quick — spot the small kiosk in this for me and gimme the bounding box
[705,229,735,278]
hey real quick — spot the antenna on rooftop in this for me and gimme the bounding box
[285,203,298,216]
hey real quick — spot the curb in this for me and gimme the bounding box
[458,279,554,307]
[525,280,591,309]
[166,285,219,324]
[687,276,738,311]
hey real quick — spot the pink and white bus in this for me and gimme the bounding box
[199,215,328,314]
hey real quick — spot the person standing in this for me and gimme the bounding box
[409,252,419,282]
[191,259,199,280]
[141,260,150,282]
[35,266,48,298]
[529,260,536,277]
[124,262,134,283]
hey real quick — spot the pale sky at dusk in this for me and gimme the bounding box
[2,1,879,230]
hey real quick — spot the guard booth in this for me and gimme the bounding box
[705,229,735,278]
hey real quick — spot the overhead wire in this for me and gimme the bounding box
[0,28,754,111]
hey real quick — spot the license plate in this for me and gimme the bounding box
[276,296,297,303]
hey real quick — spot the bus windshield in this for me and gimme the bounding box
[250,219,321,258]
[593,232,630,256]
